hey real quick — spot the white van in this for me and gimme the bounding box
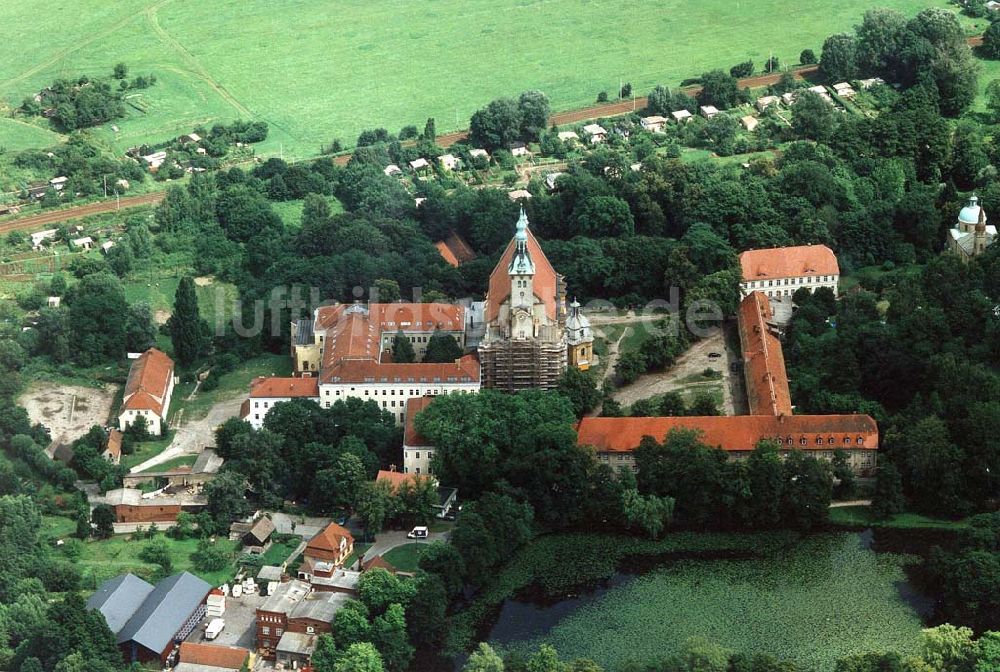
[407,526,428,539]
[205,618,225,640]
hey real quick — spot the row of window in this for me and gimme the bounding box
[260,626,284,637]
[773,436,865,446]
[746,275,836,289]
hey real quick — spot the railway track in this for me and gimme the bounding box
[0,191,166,234]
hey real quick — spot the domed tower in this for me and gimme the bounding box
[957,195,984,235]
[508,208,536,339]
[566,299,594,371]
[949,195,996,261]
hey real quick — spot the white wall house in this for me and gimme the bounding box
[118,348,175,435]
[243,377,320,430]
[738,244,840,300]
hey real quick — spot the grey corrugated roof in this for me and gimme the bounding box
[86,574,155,636]
[290,591,350,623]
[294,319,314,346]
[276,631,317,656]
[116,572,211,653]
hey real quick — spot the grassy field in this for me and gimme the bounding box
[0,0,956,159]
[271,196,344,230]
[493,533,924,671]
[171,352,293,421]
[383,542,430,573]
[829,505,970,530]
[75,534,238,588]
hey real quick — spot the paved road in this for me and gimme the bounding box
[829,499,873,508]
[362,529,447,562]
[128,396,244,473]
[0,192,166,233]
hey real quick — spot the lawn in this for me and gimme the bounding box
[76,534,238,588]
[271,196,344,230]
[829,505,970,530]
[137,453,196,472]
[485,532,925,671]
[258,536,304,567]
[123,276,238,334]
[0,117,65,153]
[0,0,957,159]
[171,352,293,421]
[383,542,430,573]
[121,431,175,471]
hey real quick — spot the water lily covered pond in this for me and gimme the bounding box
[485,532,932,671]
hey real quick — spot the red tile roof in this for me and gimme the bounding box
[105,429,123,458]
[738,292,792,416]
[376,469,433,489]
[178,642,250,670]
[403,396,435,447]
[739,244,839,283]
[576,415,878,453]
[306,522,354,560]
[321,353,480,385]
[435,241,460,267]
[362,555,398,573]
[314,303,465,333]
[249,376,319,399]
[485,228,560,323]
[435,231,476,268]
[121,348,174,415]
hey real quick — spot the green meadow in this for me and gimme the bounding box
[0,0,958,159]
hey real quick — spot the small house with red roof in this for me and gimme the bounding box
[298,523,358,590]
[103,429,123,465]
[176,641,250,671]
[119,348,175,435]
[243,376,320,430]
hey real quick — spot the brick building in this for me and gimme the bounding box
[255,579,350,663]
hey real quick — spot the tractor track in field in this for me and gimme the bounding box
[1,0,172,91]
[144,0,254,119]
[0,192,165,233]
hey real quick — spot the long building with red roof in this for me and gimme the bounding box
[738,244,839,300]
[267,301,481,427]
[738,292,792,416]
[576,414,878,475]
[118,348,175,435]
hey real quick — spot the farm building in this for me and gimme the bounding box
[98,487,207,526]
[46,296,61,308]
[755,95,780,112]
[26,182,48,199]
[179,133,201,144]
[141,151,168,170]
[741,116,759,132]
[30,229,57,249]
[383,164,402,176]
[557,130,580,143]
[409,158,430,171]
[468,148,490,159]
[87,572,211,665]
[118,348,175,435]
[49,176,68,191]
[508,141,530,156]
[833,82,856,98]
[256,579,351,662]
[583,124,607,143]
[671,109,692,122]
[438,153,459,171]
[103,429,123,464]
[700,105,719,119]
[640,116,667,132]
[241,515,276,554]
[176,642,250,672]
[507,189,532,201]
[101,240,116,254]
[121,448,224,489]
[71,236,94,250]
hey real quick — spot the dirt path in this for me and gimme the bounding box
[612,330,737,413]
[128,396,243,473]
[0,192,166,233]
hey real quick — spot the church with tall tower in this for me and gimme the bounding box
[478,209,591,391]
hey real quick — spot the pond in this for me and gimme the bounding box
[476,530,941,672]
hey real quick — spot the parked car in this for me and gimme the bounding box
[407,526,428,539]
[205,618,225,641]
[707,352,722,359]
